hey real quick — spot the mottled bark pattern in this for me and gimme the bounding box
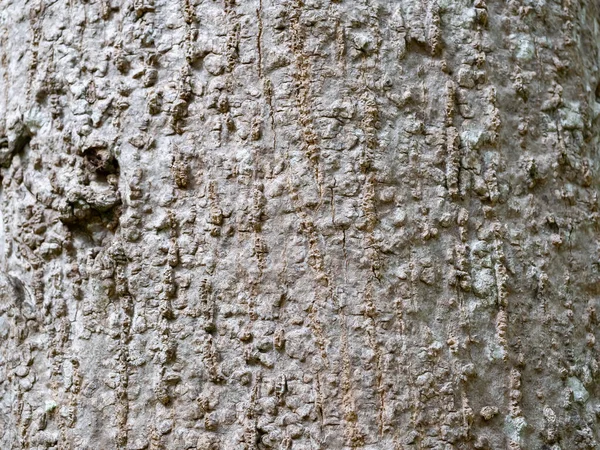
[0,0,600,449]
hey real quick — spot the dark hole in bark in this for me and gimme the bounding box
[7,275,27,307]
[546,218,560,233]
[11,130,31,155]
[61,203,122,248]
[0,122,31,168]
[405,37,432,56]
[82,146,119,180]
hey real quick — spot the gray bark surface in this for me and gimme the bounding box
[1,0,600,449]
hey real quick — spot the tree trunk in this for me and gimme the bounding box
[1,0,600,449]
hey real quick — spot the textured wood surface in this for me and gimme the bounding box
[1,1,600,449]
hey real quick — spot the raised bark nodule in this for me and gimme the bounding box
[1,1,600,449]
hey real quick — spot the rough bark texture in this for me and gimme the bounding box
[1,0,600,449]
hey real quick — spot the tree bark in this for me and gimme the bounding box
[1,0,600,449]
